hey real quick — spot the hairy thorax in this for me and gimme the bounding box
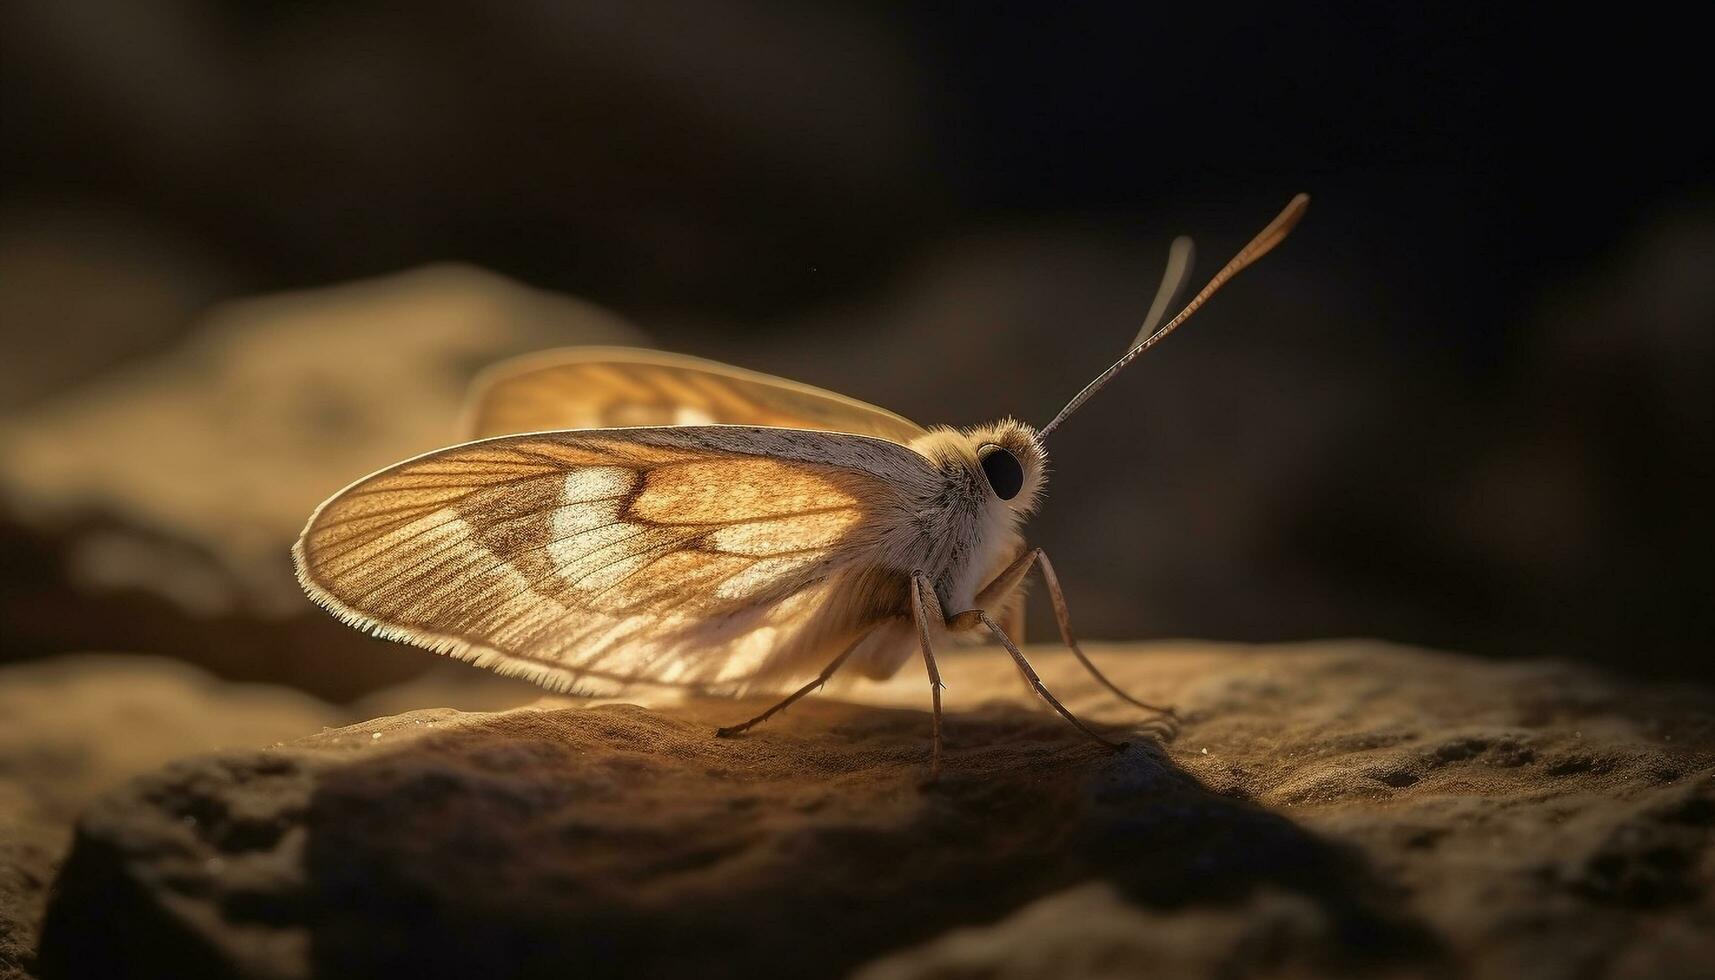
[834,420,1046,681]
[902,420,1046,614]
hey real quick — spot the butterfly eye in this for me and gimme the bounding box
[978,445,1024,500]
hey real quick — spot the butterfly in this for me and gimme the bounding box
[294,195,1308,774]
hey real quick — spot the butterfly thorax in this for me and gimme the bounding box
[903,419,1046,616]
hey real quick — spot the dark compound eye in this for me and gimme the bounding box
[978,445,1024,500]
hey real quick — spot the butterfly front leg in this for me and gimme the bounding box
[1025,548,1178,724]
[964,547,1177,736]
[968,607,1127,752]
[930,555,1120,751]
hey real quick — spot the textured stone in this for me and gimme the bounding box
[33,642,1715,980]
[0,655,343,980]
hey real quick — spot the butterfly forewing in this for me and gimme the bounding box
[462,347,928,443]
[294,426,936,694]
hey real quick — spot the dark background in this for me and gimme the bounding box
[3,2,1710,684]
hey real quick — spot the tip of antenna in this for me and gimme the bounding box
[1038,192,1312,440]
[1269,193,1312,241]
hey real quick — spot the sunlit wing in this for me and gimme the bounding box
[293,426,932,695]
[461,346,927,443]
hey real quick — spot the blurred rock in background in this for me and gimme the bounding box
[0,266,638,697]
[0,204,231,407]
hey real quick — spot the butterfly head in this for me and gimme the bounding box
[910,418,1046,516]
[964,417,1049,514]
[973,418,1046,507]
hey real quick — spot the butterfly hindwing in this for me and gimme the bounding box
[462,347,927,443]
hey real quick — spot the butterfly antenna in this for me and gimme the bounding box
[1038,193,1309,440]
[1133,235,1196,347]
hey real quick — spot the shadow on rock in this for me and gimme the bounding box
[37,699,1444,979]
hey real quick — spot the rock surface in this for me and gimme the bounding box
[30,641,1715,980]
[0,655,345,980]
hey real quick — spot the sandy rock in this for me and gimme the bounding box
[0,655,343,980]
[0,267,639,696]
[34,642,1715,980]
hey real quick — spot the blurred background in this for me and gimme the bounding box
[2,1,1710,696]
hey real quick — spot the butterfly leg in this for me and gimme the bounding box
[973,611,1126,752]
[971,547,1178,725]
[715,626,879,737]
[1029,548,1179,724]
[909,570,948,779]
[965,547,1040,698]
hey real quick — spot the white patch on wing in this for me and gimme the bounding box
[548,501,631,556]
[560,466,635,504]
[546,468,636,565]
